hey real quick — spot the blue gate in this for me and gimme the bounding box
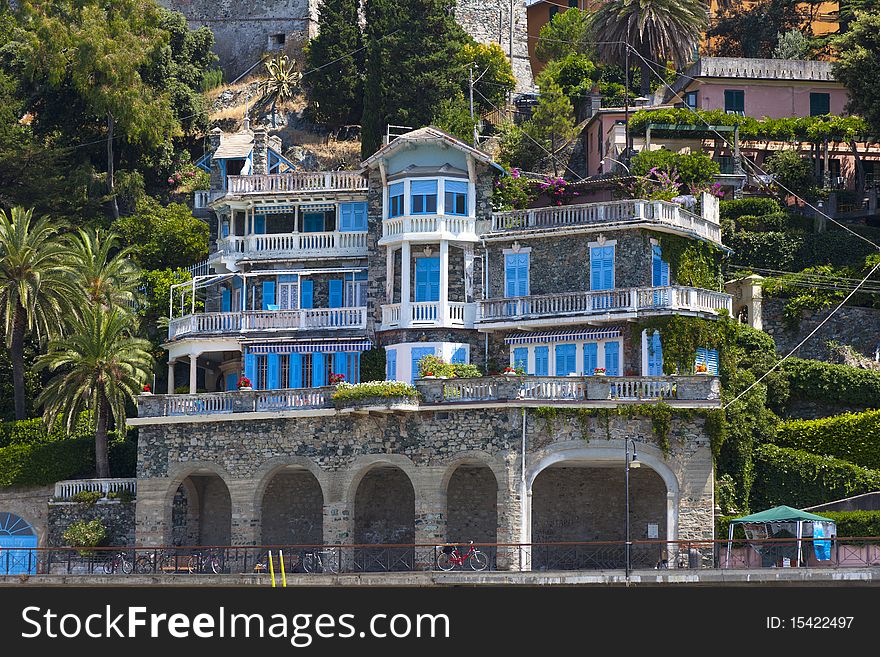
[0,512,38,575]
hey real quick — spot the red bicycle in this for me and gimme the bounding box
[436,541,489,571]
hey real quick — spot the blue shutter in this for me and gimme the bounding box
[583,342,598,375]
[604,342,620,376]
[411,347,435,383]
[329,280,343,308]
[333,352,347,379]
[290,353,302,388]
[266,354,280,389]
[555,344,576,376]
[221,221,230,238]
[225,373,238,392]
[451,347,467,364]
[590,246,614,291]
[505,255,517,298]
[340,203,353,231]
[535,346,549,376]
[505,253,529,297]
[352,202,368,230]
[707,349,719,375]
[244,353,257,385]
[221,288,231,312]
[445,180,468,194]
[648,332,664,376]
[254,215,266,234]
[415,258,440,302]
[653,245,670,287]
[411,180,437,194]
[513,348,528,371]
[386,349,397,380]
[312,353,326,386]
[301,280,313,308]
[262,280,276,310]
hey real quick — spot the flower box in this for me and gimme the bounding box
[593,368,606,376]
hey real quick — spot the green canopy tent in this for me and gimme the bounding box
[725,505,836,568]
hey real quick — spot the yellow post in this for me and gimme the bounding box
[268,550,277,588]
[279,549,287,588]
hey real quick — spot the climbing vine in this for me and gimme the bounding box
[637,315,737,377]
[648,231,724,291]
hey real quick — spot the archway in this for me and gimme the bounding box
[446,464,498,565]
[171,473,232,546]
[0,512,37,575]
[531,463,668,570]
[353,465,415,571]
[260,468,323,546]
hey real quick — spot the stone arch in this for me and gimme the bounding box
[445,462,498,563]
[165,463,233,547]
[259,467,324,546]
[352,462,416,572]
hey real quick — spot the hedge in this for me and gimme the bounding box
[751,444,880,510]
[716,510,880,540]
[775,409,880,470]
[719,197,783,221]
[728,226,880,271]
[780,358,880,408]
[0,413,93,448]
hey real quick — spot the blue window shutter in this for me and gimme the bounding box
[535,346,549,375]
[451,347,466,364]
[604,342,620,376]
[708,349,719,375]
[583,342,598,375]
[386,349,397,380]
[254,215,266,234]
[445,180,468,194]
[411,347,435,383]
[411,180,438,195]
[329,280,343,308]
[353,202,367,230]
[262,280,276,310]
[555,344,576,376]
[603,246,614,290]
[505,254,517,297]
[312,353,326,386]
[648,332,664,376]
[590,246,614,291]
[289,353,302,388]
[244,353,257,384]
[221,288,231,312]
[266,354,280,389]
[301,280,313,308]
[333,352,347,378]
[513,348,528,371]
[225,373,238,392]
[389,182,404,197]
[222,222,230,238]
[652,245,662,286]
[518,253,529,296]
[340,203,353,231]
[415,258,440,302]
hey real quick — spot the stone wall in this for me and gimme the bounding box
[48,500,136,548]
[0,485,53,546]
[763,298,880,362]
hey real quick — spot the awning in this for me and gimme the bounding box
[729,505,833,525]
[245,340,372,355]
[505,328,622,345]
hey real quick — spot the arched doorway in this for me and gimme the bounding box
[353,465,415,571]
[260,468,323,546]
[531,463,668,570]
[171,473,232,546]
[446,464,498,565]
[0,512,37,575]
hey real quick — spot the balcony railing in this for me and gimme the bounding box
[135,375,720,418]
[490,199,722,245]
[168,307,367,339]
[380,301,476,329]
[211,231,368,261]
[477,286,732,325]
[54,478,137,500]
[380,215,478,243]
[225,171,367,195]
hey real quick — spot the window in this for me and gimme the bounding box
[504,252,530,297]
[411,346,435,383]
[346,353,360,383]
[451,346,467,364]
[344,271,368,307]
[810,92,830,117]
[389,183,404,218]
[555,344,577,376]
[724,90,745,115]
[695,347,719,375]
[302,354,313,388]
[415,257,441,302]
[411,180,438,214]
[303,212,324,233]
[604,342,620,376]
[652,245,670,287]
[535,346,549,376]
[590,245,615,291]
[444,180,468,216]
[646,331,663,376]
[513,348,528,372]
[386,348,397,380]
[257,355,268,390]
[340,202,368,231]
[268,33,286,50]
[262,280,276,310]
[278,275,298,310]
[685,91,698,110]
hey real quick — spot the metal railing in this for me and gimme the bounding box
[225,171,367,195]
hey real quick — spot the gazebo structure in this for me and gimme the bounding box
[725,505,836,568]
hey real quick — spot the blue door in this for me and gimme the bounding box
[583,342,598,375]
[304,212,324,232]
[415,257,440,302]
[411,347,435,383]
[534,346,549,376]
[652,244,671,306]
[0,513,37,575]
[590,245,615,310]
[604,341,620,376]
[647,331,663,376]
[555,344,577,376]
[513,347,528,372]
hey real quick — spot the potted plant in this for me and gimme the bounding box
[502,366,523,377]
[329,373,346,385]
[140,384,153,395]
[593,367,606,376]
[238,376,253,391]
[695,363,708,375]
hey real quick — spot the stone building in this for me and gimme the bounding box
[133,125,730,570]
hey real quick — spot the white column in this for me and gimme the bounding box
[385,246,394,304]
[167,360,175,395]
[189,353,198,394]
[401,241,411,327]
[463,244,474,303]
[439,239,449,326]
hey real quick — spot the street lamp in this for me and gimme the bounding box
[625,438,641,577]
[600,156,631,175]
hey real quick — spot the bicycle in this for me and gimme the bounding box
[135,550,179,574]
[102,551,134,575]
[187,549,223,574]
[436,541,489,571]
[302,548,339,574]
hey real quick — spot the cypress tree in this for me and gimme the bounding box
[305,0,365,129]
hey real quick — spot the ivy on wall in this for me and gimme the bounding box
[637,315,736,376]
[648,231,724,291]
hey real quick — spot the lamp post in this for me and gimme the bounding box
[625,437,641,577]
[600,156,631,175]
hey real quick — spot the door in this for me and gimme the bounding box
[555,344,577,376]
[411,347,435,383]
[590,245,615,310]
[604,341,620,376]
[647,331,663,376]
[0,513,37,575]
[583,342,598,375]
[415,257,440,302]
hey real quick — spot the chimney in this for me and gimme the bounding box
[242,114,251,132]
[589,84,602,117]
[209,127,222,151]
[253,128,268,175]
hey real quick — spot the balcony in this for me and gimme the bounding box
[223,171,367,196]
[209,230,368,263]
[380,301,476,329]
[477,286,733,329]
[379,214,478,245]
[168,307,367,340]
[489,199,722,246]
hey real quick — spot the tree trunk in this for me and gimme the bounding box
[639,59,651,97]
[10,304,27,421]
[271,100,277,128]
[849,139,866,196]
[107,112,119,221]
[95,389,111,479]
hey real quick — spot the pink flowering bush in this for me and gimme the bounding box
[538,175,579,206]
[492,167,538,211]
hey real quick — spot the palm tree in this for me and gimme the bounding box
[591,0,708,96]
[0,207,75,420]
[259,53,302,128]
[67,228,141,309]
[37,307,153,478]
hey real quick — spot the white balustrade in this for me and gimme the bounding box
[231,231,367,260]
[256,389,330,411]
[380,215,477,242]
[54,478,137,500]
[226,171,367,194]
[410,301,439,323]
[442,381,499,402]
[519,379,587,401]
[164,394,235,416]
[170,308,366,338]
[382,304,402,327]
[610,378,676,400]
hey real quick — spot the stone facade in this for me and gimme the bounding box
[0,485,53,547]
[48,500,136,548]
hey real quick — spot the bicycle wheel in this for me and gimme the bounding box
[323,552,339,574]
[102,557,117,575]
[209,557,221,574]
[469,550,489,572]
[135,556,153,574]
[436,552,455,571]
[186,555,200,574]
[302,552,316,574]
[121,557,134,575]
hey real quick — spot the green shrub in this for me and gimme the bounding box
[330,381,420,403]
[416,355,482,379]
[200,68,223,92]
[775,409,880,470]
[71,490,103,505]
[107,489,135,504]
[780,358,880,408]
[62,519,107,555]
[720,197,783,221]
[717,510,880,540]
[751,444,880,509]
[0,412,93,448]
[359,348,387,382]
